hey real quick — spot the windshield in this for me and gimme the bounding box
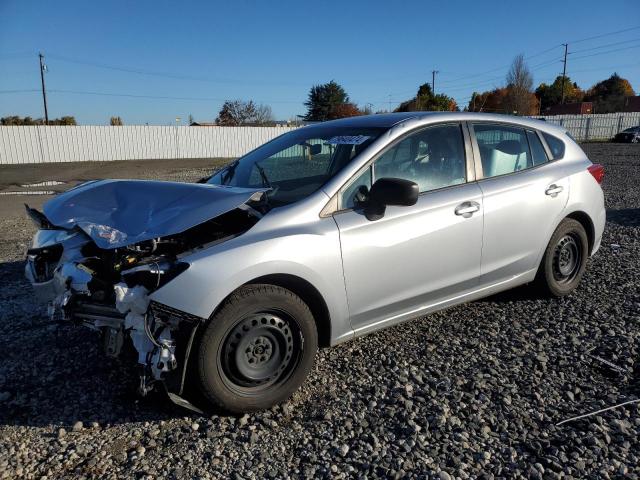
[207,125,386,206]
[623,127,640,133]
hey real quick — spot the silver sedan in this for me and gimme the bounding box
[25,112,605,413]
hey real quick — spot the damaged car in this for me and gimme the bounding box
[26,112,606,413]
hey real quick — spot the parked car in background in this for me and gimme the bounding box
[25,112,606,413]
[613,126,640,143]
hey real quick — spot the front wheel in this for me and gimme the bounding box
[535,218,589,297]
[197,285,317,413]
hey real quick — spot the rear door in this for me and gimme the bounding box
[333,123,484,335]
[470,123,570,284]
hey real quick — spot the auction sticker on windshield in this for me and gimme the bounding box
[326,135,371,145]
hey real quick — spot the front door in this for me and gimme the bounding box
[333,123,484,335]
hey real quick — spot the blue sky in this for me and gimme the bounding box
[1,0,639,125]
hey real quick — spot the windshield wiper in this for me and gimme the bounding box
[221,160,239,185]
[255,163,272,189]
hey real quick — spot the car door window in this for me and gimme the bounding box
[340,123,467,209]
[527,130,549,166]
[542,132,565,159]
[473,124,532,178]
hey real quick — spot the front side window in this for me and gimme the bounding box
[473,124,531,178]
[207,126,386,207]
[340,123,467,209]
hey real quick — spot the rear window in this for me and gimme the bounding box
[542,132,565,160]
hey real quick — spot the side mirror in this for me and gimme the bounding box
[364,177,419,220]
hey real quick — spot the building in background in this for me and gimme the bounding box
[623,96,640,113]
[546,102,593,116]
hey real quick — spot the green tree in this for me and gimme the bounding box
[0,115,76,125]
[584,73,636,113]
[536,76,584,112]
[49,116,77,125]
[1,116,36,125]
[303,80,362,121]
[395,83,458,112]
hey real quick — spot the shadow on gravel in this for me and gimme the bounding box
[607,208,640,227]
[0,260,189,428]
[477,284,542,303]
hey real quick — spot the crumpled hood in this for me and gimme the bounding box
[43,179,266,249]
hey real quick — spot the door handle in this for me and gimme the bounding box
[545,184,564,197]
[455,201,480,217]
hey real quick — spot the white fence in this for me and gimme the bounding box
[531,111,640,141]
[1,112,639,165]
[0,125,297,165]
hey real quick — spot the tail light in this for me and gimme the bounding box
[588,164,604,184]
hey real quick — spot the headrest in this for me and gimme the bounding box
[495,140,526,155]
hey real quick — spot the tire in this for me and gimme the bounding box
[535,218,589,297]
[197,284,317,413]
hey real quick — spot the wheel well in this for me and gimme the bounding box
[566,211,595,254]
[244,274,332,348]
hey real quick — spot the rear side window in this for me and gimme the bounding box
[526,130,548,166]
[473,124,531,178]
[542,132,565,159]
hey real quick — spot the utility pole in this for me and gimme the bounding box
[560,43,568,105]
[432,70,439,95]
[38,52,49,125]
[388,94,392,113]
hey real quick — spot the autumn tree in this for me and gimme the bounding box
[467,88,510,113]
[535,75,585,112]
[110,116,123,126]
[395,83,458,112]
[584,73,636,113]
[503,54,538,115]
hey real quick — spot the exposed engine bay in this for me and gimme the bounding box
[24,179,266,407]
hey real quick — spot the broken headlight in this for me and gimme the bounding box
[121,260,189,291]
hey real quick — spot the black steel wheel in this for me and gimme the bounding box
[197,285,317,413]
[552,234,582,284]
[218,312,301,394]
[535,218,589,297]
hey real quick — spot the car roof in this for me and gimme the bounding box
[310,111,565,134]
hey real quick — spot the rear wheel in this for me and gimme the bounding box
[535,218,589,297]
[197,284,317,413]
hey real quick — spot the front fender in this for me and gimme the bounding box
[149,218,352,344]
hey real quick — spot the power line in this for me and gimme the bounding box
[569,62,640,74]
[436,46,563,87]
[569,37,640,55]
[424,26,640,89]
[567,25,640,44]
[45,53,308,87]
[570,43,640,61]
[0,89,39,94]
[46,88,303,104]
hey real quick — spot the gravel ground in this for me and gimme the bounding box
[1,144,639,479]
